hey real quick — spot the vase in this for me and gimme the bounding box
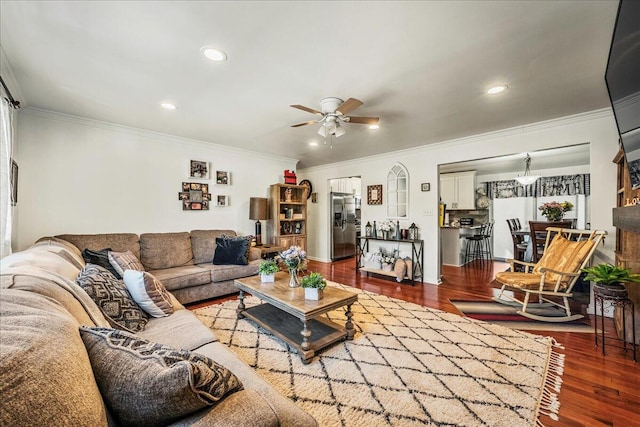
[545,213,563,221]
[382,263,393,272]
[304,288,323,300]
[289,269,300,288]
[260,273,275,283]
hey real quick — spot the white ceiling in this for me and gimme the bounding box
[0,1,618,169]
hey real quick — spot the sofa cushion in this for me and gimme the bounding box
[108,250,145,277]
[137,308,219,351]
[213,237,250,265]
[56,233,141,259]
[191,230,237,265]
[82,248,122,278]
[148,265,211,291]
[140,232,194,270]
[0,289,108,427]
[79,327,243,427]
[123,270,174,317]
[35,236,85,261]
[199,260,260,283]
[76,264,148,333]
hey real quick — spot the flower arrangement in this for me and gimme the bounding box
[300,272,327,289]
[379,247,398,265]
[258,259,279,275]
[379,220,395,233]
[538,201,573,221]
[275,246,307,272]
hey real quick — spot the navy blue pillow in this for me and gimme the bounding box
[212,238,249,265]
[82,248,121,278]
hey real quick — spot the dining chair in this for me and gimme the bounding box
[507,219,527,261]
[528,220,573,262]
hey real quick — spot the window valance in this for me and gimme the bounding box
[486,174,590,199]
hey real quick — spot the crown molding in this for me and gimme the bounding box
[20,107,299,164]
[299,108,613,173]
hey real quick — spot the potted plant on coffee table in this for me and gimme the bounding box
[582,263,640,297]
[258,259,279,283]
[300,272,327,300]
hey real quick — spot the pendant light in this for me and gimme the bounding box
[514,153,541,186]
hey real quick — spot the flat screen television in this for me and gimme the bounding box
[604,0,640,189]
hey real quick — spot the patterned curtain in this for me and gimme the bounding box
[486,174,590,199]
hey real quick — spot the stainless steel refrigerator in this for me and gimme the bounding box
[331,192,357,260]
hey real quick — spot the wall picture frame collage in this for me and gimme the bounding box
[181,160,231,210]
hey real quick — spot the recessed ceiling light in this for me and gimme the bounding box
[161,103,177,110]
[487,85,507,95]
[201,46,227,62]
[309,141,318,146]
[369,124,380,130]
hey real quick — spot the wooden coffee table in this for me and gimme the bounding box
[234,272,358,364]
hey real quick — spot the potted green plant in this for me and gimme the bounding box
[582,264,640,297]
[258,259,279,283]
[300,272,327,300]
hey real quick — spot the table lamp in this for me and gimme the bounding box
[249,197,268,246]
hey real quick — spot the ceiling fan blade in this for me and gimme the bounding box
[336,98,363,115]
[345,116,379,125]
[290,120,319,128]
[290,104,322,115]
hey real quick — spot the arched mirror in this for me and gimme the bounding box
[387,163,408,218]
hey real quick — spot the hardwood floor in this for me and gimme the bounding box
[187,258,640,426]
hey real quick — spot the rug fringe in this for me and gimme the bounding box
[536,342,566,426]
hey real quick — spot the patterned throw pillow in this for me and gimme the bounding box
[79,327,244,426]
[76,264,148,332]
[213,236,251,265]
[123,270,174,317]
[108,250,145,277]
[82,248,121,278]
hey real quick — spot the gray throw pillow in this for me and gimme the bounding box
[76,264,148,332]
[108,250,145,277]
[79,327,244,427]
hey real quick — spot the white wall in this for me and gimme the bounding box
[14,108,297,250]
[299,109,620,284]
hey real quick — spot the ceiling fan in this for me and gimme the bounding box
[290,97,379,138]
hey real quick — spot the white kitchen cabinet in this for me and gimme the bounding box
[439,171,476,210]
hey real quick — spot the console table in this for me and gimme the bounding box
[356,236,424,285]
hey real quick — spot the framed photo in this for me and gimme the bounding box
[178,192,190,201]
[216,171,230,185]
[421,183,430,192]
[189,160,209,179]
[367,184,383,205]
[10,159,18,206]
[216,195,229,206]
[179,182,209,210]
[189,190,203,202]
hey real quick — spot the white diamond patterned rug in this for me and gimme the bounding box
[194,283,564,427]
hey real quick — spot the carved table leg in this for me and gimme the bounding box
[236,290,245,319]
[345,304,355,340]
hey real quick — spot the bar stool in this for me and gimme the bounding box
[464,223,489,264]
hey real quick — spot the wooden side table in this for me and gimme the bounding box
[594,284,637,362]
[258,244,284,259]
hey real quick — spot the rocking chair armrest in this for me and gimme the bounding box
[538,267,580,277]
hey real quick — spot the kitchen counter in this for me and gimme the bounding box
[441,227,481,266]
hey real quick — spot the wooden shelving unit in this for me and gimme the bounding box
[268,184,307,250]
[612,149,640,345]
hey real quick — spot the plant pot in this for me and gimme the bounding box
[593,283,628,299]
[260,273,275,283]
[382,263,393,272]
[304,288,323,300]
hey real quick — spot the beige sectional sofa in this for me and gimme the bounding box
[0,236,317,426]
[55,230,261,304]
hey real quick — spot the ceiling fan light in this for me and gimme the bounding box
[317,125,327,137]
[334,122,346,137]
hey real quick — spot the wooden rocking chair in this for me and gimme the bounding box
[494,227,606,322]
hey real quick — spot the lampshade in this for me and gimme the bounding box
[249,197,268,220]
[514,153,540,186]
